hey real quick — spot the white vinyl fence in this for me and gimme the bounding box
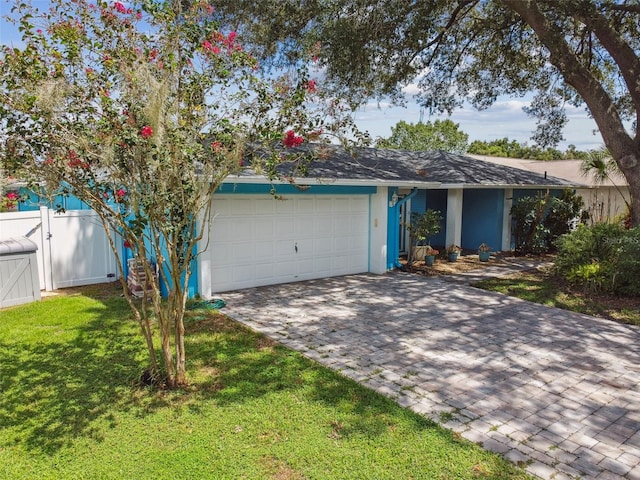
[0,207,120,292]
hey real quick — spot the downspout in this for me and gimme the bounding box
[391,188,418,269]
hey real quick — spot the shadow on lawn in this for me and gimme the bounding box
[0,296,145,455]
[0,295,439,457]
[182,314,437,439]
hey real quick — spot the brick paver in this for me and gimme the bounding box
[222,271,640,479]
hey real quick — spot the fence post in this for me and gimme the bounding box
[40,206,54,291]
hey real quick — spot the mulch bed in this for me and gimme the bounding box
[399,251,529,277]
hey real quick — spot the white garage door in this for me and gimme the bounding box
[209,195,370,292]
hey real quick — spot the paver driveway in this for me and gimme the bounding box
[222,272,640,479]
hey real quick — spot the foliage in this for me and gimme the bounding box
[215,0,640,227]
[511,194,550,255]
[545,189,589,247]
[0,291,530,479]
[467,138,586,160]
[0,0,359,387]
[478,243,491,252]
[404,209,442,262]
[581,147,633,213]
[555,223,640,296]
[376,119,468,154]
[511,189,587,255]
[446,244,462,254]
[424,246,439,256]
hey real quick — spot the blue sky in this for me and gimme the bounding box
[1,1,605,152]
[353,96,605,151]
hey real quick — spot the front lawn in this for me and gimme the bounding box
[0,285,530,479]
[474,266,640,326]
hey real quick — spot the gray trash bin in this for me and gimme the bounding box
[0,237,41,308]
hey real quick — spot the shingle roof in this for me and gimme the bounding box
[233,144,578,188]
[466,154,628,188]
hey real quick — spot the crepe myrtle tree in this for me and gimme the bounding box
[0,0,361,388]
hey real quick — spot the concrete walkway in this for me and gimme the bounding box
[222,269,640,479]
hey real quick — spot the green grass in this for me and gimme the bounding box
[0,287,530,480]
[474,267,640,326]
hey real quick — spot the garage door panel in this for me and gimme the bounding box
[210,195,370,293]
[253,219,275,237]
[229,198,255,215]
[255,199,276,215]
[254,241,275,258]
[275,217,295,236]
[275,240,294,257]
[275,199,295,214]
[255,263,274,280]
[295,217,315,235]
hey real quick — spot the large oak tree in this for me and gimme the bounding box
[217,0,640,226]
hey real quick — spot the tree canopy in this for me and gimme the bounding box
[376,120,469,154]
[216,0,640,226]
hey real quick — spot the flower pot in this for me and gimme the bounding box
[478,251,491,262]
[424,254,435,266]
[447,252,459,262]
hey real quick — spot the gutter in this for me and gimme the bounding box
[393,188,418,269]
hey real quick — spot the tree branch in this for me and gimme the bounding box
[567,3,640,134]
[501,0,635,158]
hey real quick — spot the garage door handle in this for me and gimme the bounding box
[295,243,298,253]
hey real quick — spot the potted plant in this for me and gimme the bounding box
[478,243,492,262]
[446,244,462,262]
[404,209,443,264]
[424,246,439,266]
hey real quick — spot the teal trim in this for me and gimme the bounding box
[386,188,399,270]
[217,183,376,195]
[386,188,418,269]
[17,187,96,212]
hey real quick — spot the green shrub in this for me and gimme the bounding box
[614,227,640,295]
[544,189,588,248]
[511,189,586,255]
[555,223,640,295]
[511,195,548,254]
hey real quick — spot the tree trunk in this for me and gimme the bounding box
[621,154,640,226]
[502,0,639,227]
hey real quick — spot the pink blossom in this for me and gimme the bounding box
[114,2,126,14]
[115,188,126,200]
[283,130,304,148]
[202,40,218,54]
[140,125,153,138]
[136,11,142,20]
[6,192,18,201]
[305,79,317,93]
[211,141,223,153]
[123,240,133,249]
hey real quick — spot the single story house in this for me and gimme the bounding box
[200,146,576,295]
[3,146,576,296]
